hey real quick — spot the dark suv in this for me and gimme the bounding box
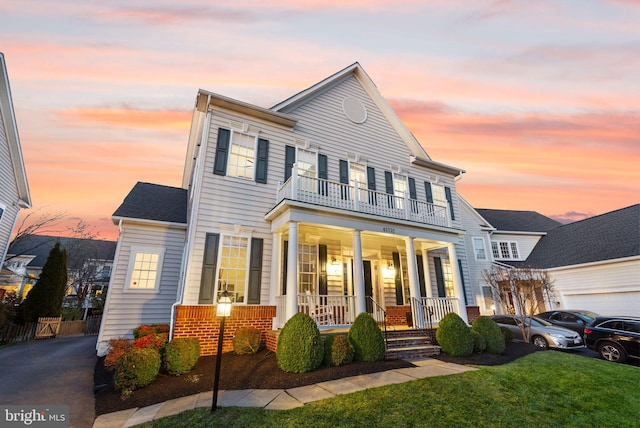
[584,316,640,363]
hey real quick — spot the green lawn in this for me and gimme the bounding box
[138,352,639,428]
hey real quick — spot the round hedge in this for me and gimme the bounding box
[323,334,354,367]
[348,313,386,362]
[472,316,505,354]
[435,312,473,357]
[162,337,200,376]
[114,347,161,392]
[471,329,487,353]
[277,312,323,373]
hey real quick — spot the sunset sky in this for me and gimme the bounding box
[2,0,638,241]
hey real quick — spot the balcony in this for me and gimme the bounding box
[276,169,450,228]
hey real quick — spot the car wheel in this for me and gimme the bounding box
[532,335,548,350]
[598,342,627,363]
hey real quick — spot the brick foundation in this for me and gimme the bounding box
[174,305,276,356]
[466,306,481,324]
[385,306,412,327]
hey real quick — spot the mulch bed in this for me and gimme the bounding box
[95,342,539,416]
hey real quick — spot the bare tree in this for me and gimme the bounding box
[64,220,104,314]
[6,210,66,262]
[482,264,556,342]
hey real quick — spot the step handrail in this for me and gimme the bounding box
[368,296,387,346]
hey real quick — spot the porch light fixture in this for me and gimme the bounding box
[328,257,342,276]
[212,288,233,412]
[382,263,396,280]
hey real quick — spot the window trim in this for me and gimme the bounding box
[214,233,253,305]
[490,240,521,260]
[124,246,165,292]
[0,202,5,222]
[472,237,487,260]
[226,129,258,181]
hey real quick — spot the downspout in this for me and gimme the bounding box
[170,97,211,340]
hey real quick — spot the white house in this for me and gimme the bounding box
[0,53,31,274]
[97,63,476,356]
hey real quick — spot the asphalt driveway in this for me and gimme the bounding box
[0,335,97,428]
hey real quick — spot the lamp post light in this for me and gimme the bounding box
[211,288,232,412]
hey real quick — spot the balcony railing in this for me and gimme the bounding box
[277,167,450,228]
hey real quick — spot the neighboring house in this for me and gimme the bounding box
[1,235,116,310]
[523,204,639,316]
[98,63,474,356]
[0,53,31,270]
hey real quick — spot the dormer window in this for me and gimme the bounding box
[491,241,520,260]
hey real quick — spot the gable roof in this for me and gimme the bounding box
[271,62,465,177]
[524,204,640,269]
[475,208,561,233]
[0,53,31,208]
[8,235,116,268]
[112,182,187,225]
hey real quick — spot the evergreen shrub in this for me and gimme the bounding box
[114,347,161,393]
[323,334,354,367]
[277,312,323,373]
[348,313,386,362]
[435,312,473,357]
[471,329,487,353]
[162,337,200,375]
[472,316,506,354]
[501,326,514,343]
[233,327,262,355]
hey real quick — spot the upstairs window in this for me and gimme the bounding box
[491,241,521,260]
[472,237,487,260]
[228,132,255,179]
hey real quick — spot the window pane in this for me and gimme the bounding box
[228,132,255,179]
[510,242,519,259]
[218,236,249,303]
[499,242,510,259]
[491,242,500,258]
[473,237,486,260]
[130,251,161,289]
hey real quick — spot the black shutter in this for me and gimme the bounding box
[393,252,403,305]
[247,238,263,304]
[318,153,328,195]
[213,128,230,176]
[339,160,349,200]
[445,186,455,220]
[281,241,288,295]
[424,182,433,203]
[255,138,269,184]
[408,177,417,213]
[434,257,446,298]
[416,254,427,298]
[198,233,220,304]
[318,244,327,295]
[458,259,468,306]
[284,145,296,181]
[367,166,377,205]
[385,171,394,208]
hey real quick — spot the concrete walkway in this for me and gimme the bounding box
[93,358,477,428]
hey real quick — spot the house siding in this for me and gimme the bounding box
[549,258,640,316]
[490,233,542,261]
[96,222,186,356]
[0,105,21,262]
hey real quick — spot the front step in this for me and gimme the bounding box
[384,330,440,360]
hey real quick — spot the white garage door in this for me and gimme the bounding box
[562,292,640,317]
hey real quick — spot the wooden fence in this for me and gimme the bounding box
[0,315,102,345]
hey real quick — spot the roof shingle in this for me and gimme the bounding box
[113,182,187,224]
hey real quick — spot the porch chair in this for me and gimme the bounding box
[306,291,335,326]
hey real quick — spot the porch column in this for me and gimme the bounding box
[446,242,469,324]
[352,230,366,315]
[405,237,424,328]
[269,232,281,305]
[286,222,299,321]
[421,248,433,298]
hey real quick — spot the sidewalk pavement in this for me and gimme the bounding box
[93,358,477,428]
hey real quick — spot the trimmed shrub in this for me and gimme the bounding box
[277,312,323,373]
[104,337,132,372]
[436,312,473,357]
[501,326,514,343]
[233,327,262,355]
[471,329,487,353]
[323,334,354,367]
[163,337,200,375]
[472,316,506,354]
[133,324,170,339]
[114,347,161,393]
[348,313,386,362]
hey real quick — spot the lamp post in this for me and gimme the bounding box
[211,288,232,412]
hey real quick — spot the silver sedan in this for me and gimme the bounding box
[491,314,585,350]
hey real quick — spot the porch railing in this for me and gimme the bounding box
[277,168,450,228]
[410,297,459,329]
[299,293,357,327]
[368,296,387,346]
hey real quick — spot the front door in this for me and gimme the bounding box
[363,260,373,313]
